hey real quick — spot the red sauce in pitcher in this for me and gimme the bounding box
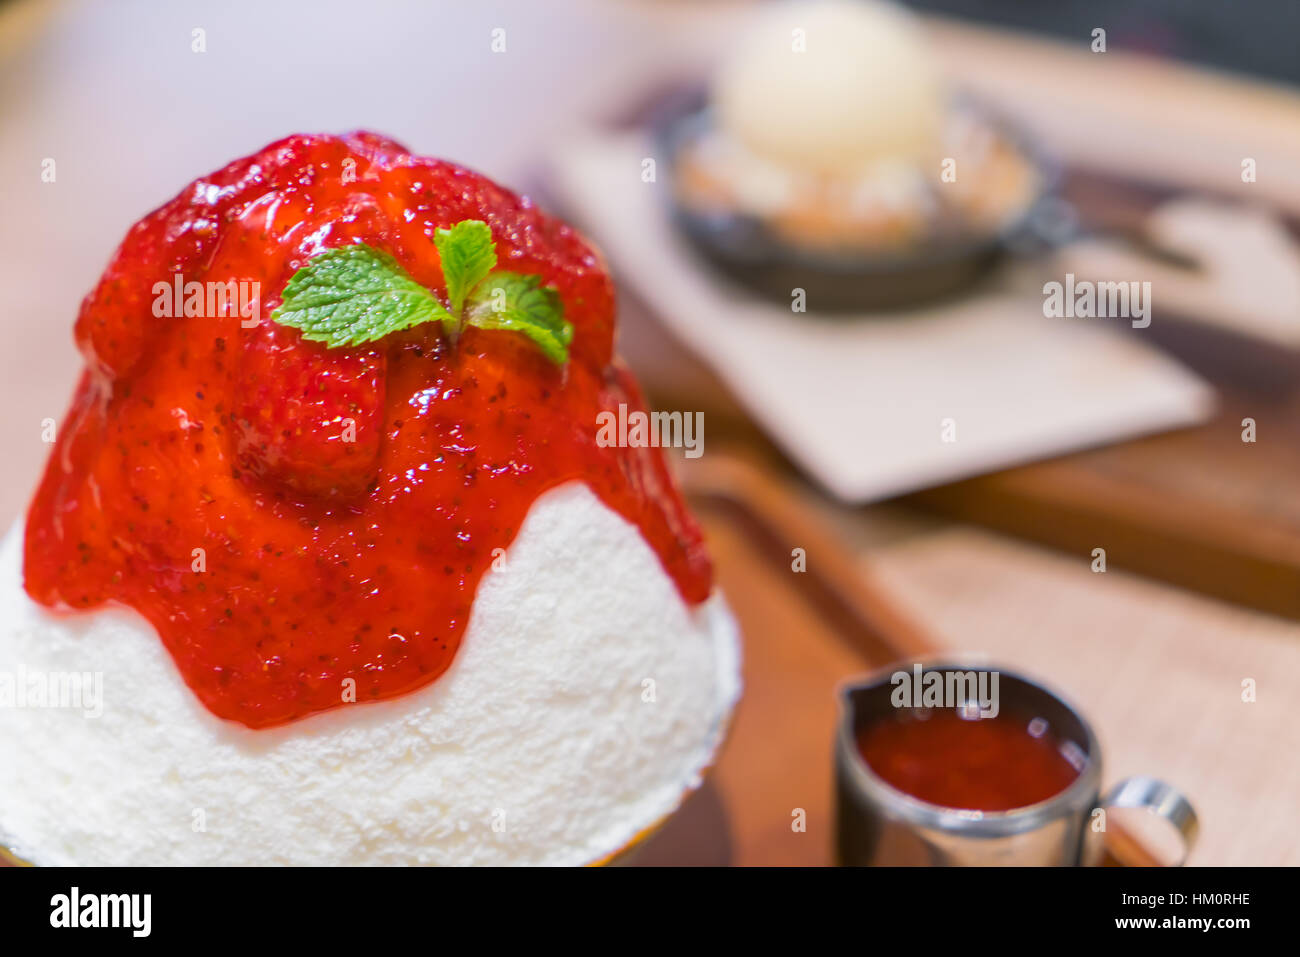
[857,708,1084,811]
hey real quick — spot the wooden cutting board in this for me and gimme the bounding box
[906,390,1300,621]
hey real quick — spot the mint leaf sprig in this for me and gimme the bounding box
[270,220,573,364]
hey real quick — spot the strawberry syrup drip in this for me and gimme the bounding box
[23,132,712,729]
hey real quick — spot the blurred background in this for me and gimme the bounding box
[2,0,1298,865]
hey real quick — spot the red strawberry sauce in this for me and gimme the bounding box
[23,132,712,729]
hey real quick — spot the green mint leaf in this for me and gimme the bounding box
[466,272,574,365]
[433,220,496,316]
[272,225,572,365]
[270,244,453,348]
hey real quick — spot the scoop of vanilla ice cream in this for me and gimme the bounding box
[0,482,740,866]
[713,0,945,175]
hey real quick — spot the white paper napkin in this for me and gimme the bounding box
[549,133,1216,503]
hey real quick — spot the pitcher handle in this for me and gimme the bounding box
[1102,775,1199,867]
